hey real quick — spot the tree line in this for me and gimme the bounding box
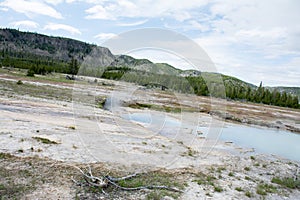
[96,68,299,109]
[0,48,78,76]
[0,51,298,109]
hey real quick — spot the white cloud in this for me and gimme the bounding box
[0,7,8,11]
[85,0,210,20]
[85,4,115,19]
[236,28,287,39]
[0,0,63,19]
[44,23,81,35]
[43,0,64,5]
[94,33,117,40]
[209,0,300,54]
[117,19,148,27]
[186,0,300,86]
[10,20,39,28]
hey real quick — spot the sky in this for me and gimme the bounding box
[0,0,299,87]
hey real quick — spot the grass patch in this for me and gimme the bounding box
[128,102,152,109]
[100,171,186,199]
[117,171,183,190]
[214,185,223,192]
[128,102,182,113]
[217,166,226,173]
[235,187,243,192]
[262,164,267,168]
[193,173,216,186]
[32,137,59,144]
[0,153,13,159]
[95,97,107,109]
[228,172,234,177]
[16,80,23,85]
[0,79,72,101]
[244,167,251,171]
[256,184,277,195]
[187,147,196,157]
[146,190,181,200]
[271,177,300,189]
[0,164,36,199]
[18,149,24,153]
[254,163,260,167]
[245,190,252,198]
[68,126,76,130]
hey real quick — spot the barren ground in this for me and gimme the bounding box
[0,68,300,199]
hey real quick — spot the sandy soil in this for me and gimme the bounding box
[0,69,300,199]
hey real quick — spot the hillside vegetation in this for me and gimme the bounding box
[0,28,299,108]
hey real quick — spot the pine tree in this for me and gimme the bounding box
[292,96,299,108]
[69,57,79,77]
[280,92,287,107]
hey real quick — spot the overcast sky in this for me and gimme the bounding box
[0,0,299,87]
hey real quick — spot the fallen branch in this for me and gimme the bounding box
[106,173,138,182]
[74,167,183,193]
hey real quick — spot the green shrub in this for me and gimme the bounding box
[27,68,35,77]
[271,177,300,189]
[16,80,23,85]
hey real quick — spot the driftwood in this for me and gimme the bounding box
[73,166,183,193]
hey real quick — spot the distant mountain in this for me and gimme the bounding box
[0,28,96,62]
[0,28,181,75]
[111,55,180,75]
[179,69,201,77]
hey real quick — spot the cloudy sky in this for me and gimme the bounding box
[0,0,299,87]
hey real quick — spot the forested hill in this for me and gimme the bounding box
[0,28,180,75]
[0,28,299,108]
[0,28,96,61]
